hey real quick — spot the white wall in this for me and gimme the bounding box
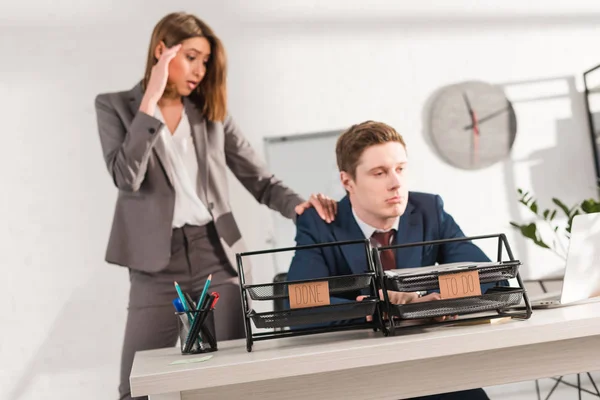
[1,1,599,399]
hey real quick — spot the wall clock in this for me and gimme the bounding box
[428,81,517,170]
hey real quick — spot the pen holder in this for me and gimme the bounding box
[176,309,218,355]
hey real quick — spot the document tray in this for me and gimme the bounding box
[384,261,520,292]
[248,299,378,329]
[389,289,524,320]
[246,274,373,301]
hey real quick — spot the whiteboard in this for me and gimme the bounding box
[264,130,345,274]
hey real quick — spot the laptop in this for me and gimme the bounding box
[527,212,600,309]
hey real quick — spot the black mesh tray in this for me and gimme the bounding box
[384,261,520,292]
[248,299,378,329]
[389,289,524,320]
[245,274,373,301]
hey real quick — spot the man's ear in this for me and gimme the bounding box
[154,41,166,60]
[340,171,354,194]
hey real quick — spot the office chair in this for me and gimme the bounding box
[525,278,600,399]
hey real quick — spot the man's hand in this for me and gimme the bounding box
[391,291,457,322]
[379,289,440,305]
[356,294,376,322]
[295,193,337,223]
[357,290,430,321]
[357,290,456,322]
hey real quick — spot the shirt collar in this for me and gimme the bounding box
[154,106,188,137]
[351,208,400,239]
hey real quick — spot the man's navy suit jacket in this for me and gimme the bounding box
[287,192,504,304]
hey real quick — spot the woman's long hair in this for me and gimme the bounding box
[143,12,227,121]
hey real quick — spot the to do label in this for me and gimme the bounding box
[438,270,482,299]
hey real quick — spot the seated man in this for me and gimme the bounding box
[287,120,502,400]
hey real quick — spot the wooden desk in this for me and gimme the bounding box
[130,301,600,399]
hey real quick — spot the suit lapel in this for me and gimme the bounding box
[394,201,424,268]
[184,98,209,206]
[127,83,175,187]
[331,197,370,275]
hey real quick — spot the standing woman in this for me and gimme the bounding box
[95,12,336,400]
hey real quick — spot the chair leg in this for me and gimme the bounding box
[545,376,563,400]
[539,373,600,399]
[550,375,600,397]
[588,372,600,397]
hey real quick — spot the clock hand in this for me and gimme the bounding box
[473,117,480,166]
[464,105,510,130]
[462,92,475,121]
[462,93,479,166]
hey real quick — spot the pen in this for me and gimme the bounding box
[174,297,202,350]
[184,292,197,310]
[174,281,193,322]
[172,298,191,335]
[174,282,189,310]
[196,274,212,312]
[184,293,216,352]
[172,298,185,313]
[210,292,220,309]
[201,293,218,348]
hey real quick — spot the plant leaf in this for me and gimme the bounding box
[552,198,571,217]
[581,199,600,214]
[567,210,581,233]
[510,222,550,249]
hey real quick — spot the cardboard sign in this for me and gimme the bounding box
[438,270,482,299]
[288,281,330,309]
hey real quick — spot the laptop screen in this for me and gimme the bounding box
[560,212,600,304]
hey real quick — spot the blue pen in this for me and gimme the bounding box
[172,298,185,313]
[172,298,190,328]
[173,298,201,348]
[197,274,212,311]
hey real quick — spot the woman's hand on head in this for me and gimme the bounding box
[140,43,182,115]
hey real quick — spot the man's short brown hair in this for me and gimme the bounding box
[335,121,407,178]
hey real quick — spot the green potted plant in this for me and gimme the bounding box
[510,188,600,260]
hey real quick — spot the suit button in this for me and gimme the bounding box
[149,127,156,134]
